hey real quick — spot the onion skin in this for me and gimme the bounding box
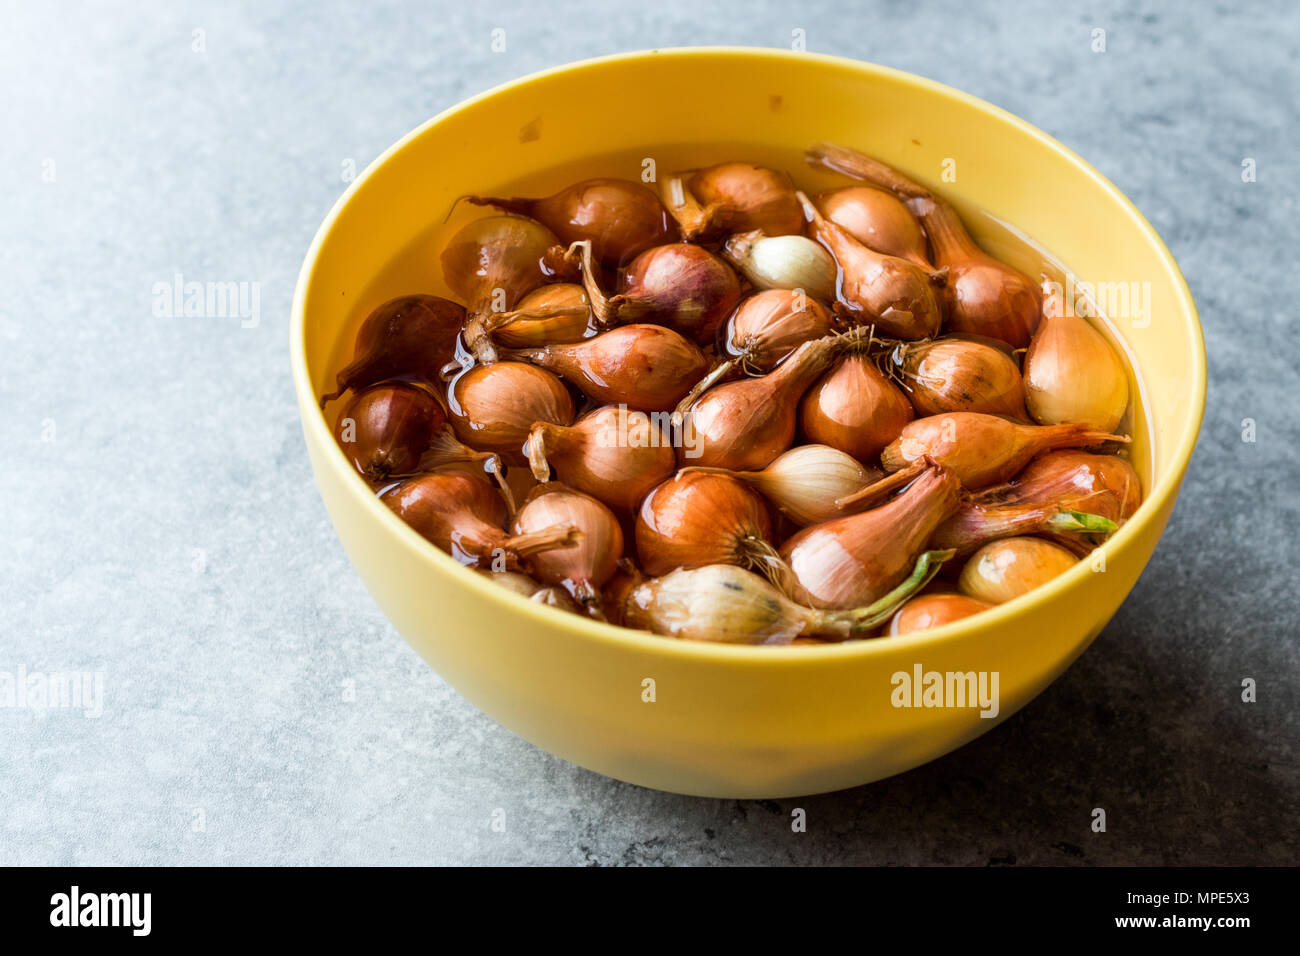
[448,361,574,464]
[720,289,836,373]
[635,471,776,577]
[976,450,1142,521]
[528,405,676,514]
[609,243,742,345]
[957,537,1077,604]
[889,337,1028,419]
[485,283,594,348]
[817,186,929,266]
[800,191,945,340]
[680,334,844,471]
[440,215,571,363]
[668,163,804,240]
[467,178,676,267]
[932,500,1117,556]
[502,323,706,412]
[321,295,465,406]
[806,143,1041,348]
[720,231,837,304]
[622,558,946,645]
[780,464,962,609]
[1023,312,1129,431]
[888,593,994,636]
[800,354,915,464]
[334,382,446,482]
[514,484,624,614]
[882,412,1126,490]
[382,470,578,570]
[683,445,920,527]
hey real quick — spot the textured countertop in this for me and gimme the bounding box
[2,0,1296,865]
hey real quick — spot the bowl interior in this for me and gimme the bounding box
[295,48,1204,653]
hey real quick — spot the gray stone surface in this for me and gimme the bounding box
[2,0,1296,866]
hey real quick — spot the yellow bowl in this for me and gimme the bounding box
[291,48,1205,797]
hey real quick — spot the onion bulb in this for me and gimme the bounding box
[721,230,837,303]
[806,142,1041,348]
[682,447,926,527]
[448,361,574,464]
[320,295,465,407]
[888,593,994,636]
[622,553,949,645]
[957,537,1078,604]
[680,330,857,471]
[671,290,836,415]
[780,464,961,609]
[887,337,1028,419]
[800,353,915,464]
[382,470,580,570]
[798,190,946,340]
[334,382,446,482]
[440,215,572,363]
[816,185,930,265]
[977,450,1142,522]
[527,405,676,513]
[571,239,741,345]
[661,162,803,240]
[882,412,1127,490]
[484,283,594,348]
[501,322,706,412]
[1024,309,1129,431]
[467,178,675,267]
[513,483,624,615]
[635,471,780,578]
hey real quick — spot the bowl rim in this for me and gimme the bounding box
[291,46,1207,663]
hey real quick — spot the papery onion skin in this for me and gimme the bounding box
[448,361,574,464]
[684,444,894,527]
[485,283,594,348]
[613,243,742,345]
[800,354,915,464]
[890,337,1028,419]
[635,471,775,577]
[888,593,994,636]
[957,537,1077,604]
[686,162,804,238]
[977,450,1142,521]
[721,231,837,304]
[502,323,707,412]
[931,500,1117,556]
[1023,312,1129,431]
[623,562,932,645]
[382,470,577,570]
[468,178,676,267]
[721,289,837,373]
[800,191,945,340]
[321,295,465,406]
[528,405,676,514]
[780,464,962,609]
[514,484,624,613]
[681,334,844,471]
[335,382,446,482]
[817,186,929,266]
[882,412,1125,490]
[440,215,571,363]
